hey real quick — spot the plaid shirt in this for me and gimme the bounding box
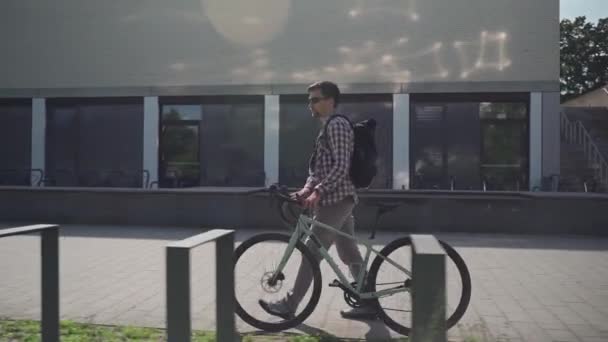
[305,115,357,206]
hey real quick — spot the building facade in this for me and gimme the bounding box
[0,0,560,191]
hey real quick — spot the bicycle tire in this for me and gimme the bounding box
[234,233,323,332]
[367,236,471,335]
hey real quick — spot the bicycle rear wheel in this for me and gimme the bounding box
[234,233,322,332]
[367,237,471,335]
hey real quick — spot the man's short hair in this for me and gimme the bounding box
[308,81,340,107]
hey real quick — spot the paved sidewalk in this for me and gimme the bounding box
[0,224,607,341]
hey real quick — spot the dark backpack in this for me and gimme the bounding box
[322,115,378,188]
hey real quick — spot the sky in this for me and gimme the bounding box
[561,0,608,23]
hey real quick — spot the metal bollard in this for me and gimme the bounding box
[166,229,235,342]
[410,234,446,342]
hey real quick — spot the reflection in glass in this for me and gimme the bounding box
[411,95,528,191]
[160,96,265,187]
[480,102,526,120]
[161,125,200,187]
[200,100,264,186]
[46,98,144,187]
[446,103,481,190]
[162,105,202,121]
[411,104,446,189]
[0,100,32,185]
[480,106,528,191]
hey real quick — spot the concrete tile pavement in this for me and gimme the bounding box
[0,224,607,341]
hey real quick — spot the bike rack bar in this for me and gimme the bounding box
[0,224,60,342]
[166,229,235,342]
[410,234,446,342]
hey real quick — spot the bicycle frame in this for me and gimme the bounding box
[271,212,412,300]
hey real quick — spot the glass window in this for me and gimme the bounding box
[480,103,529,191]
[159,96,265,187]
[446,103,482,190]
[279,94,393,189]
[46,98,144,187]
[160,124,200,187]
[411,104,446,189]
[0,99,32,185]
[411,93,528,190]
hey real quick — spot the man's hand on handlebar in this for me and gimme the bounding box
[290,188,312,204]
[291,187,321,209]
[265,183,321,209]
[301,189,321,209]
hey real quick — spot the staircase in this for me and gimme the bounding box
[562,107,608,159]
[560,141,600,191]
[560,109,608,192]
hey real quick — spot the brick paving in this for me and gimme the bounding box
[0,224,607,341]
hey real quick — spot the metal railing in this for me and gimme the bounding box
[0,224,60,342]
[40,168,151,188]
[166,229,235,342]
[561,111,608,189]
[0,169,45,187]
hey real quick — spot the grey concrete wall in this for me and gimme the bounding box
[1,0,558,95]
[1,187,606,236]
[542,92,561,177]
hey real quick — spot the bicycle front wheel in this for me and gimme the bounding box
[367,237,471,335]
[234,233,322,332]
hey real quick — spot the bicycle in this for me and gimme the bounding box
[234,184,471,336]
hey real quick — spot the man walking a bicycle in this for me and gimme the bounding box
[234,81,471,335]
[258,81,378,320]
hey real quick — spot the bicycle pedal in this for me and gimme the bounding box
[328,279,341,287]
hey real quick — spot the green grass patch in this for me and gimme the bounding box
[0,319,413,341]
[0,320,215,342]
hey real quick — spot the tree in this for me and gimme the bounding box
[560,16,608,102]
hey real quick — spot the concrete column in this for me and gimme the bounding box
[393,94,410,189]
[143,97,159,188]
[31,98,46,186]
[530,93,543,190]
[264,95,280,186]
[542,92,560,178]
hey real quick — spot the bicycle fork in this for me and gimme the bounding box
[268,217,310,285]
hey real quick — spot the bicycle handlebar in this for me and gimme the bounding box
[246,184,404,237]
[246,184,304,228]
[245,184,301,204]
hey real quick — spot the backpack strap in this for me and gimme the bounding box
[311,114,353,169]
[322,114,354,149]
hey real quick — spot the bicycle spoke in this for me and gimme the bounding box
[369,237,471,335]
[234,233,323,332]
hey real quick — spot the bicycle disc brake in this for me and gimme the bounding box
[261,271,285,293]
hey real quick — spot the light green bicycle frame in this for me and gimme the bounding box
[271,213,412,300]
